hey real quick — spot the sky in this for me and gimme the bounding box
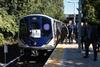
[64,0,79,14]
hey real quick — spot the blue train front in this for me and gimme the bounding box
[18,14,61,50]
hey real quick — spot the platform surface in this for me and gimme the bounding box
[44,42,100,67]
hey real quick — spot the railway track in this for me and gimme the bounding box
[0,45,54,67]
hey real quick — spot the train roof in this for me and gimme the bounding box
[21,14,62,23]
[54,19,62,23]
[23,14,53,20]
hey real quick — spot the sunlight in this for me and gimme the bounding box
[63,60,83,65]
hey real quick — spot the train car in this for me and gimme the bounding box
[18,14,68,60]
[19,14,66,49]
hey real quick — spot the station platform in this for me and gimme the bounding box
[44,42,100,67]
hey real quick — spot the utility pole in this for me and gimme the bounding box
[73,3,76,24]
[77,0,82,52]
[67,1,78,24]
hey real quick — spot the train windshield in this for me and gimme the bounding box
[19,16,53,46]
[20,16,52,38]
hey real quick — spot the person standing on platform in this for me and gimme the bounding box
[67,20,73,43]
[83,22,98,61]
[60,24,69,44]
[80,22,86,50]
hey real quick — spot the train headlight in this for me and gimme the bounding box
[41,44,54,49]
[43,39,55,49]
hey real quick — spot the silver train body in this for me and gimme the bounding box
[18,14,67,50]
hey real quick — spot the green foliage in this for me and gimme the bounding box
[6,0,64,21]
[94,0,100,21]
[83,4,96,23]
[0,33,4,45]
[0,8,18,44]
[82,0,100,24]
[41,0,64,20]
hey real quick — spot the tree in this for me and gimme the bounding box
[94,0,100,21]
[0,33,4,45]
[82,0,100,24]
[82,0,96,24]
[0,8,18,45]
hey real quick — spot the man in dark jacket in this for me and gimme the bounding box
[60,24,69,44]
[84,22,98,61]
[80,22,86,50]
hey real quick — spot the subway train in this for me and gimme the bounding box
[18,14,67,58]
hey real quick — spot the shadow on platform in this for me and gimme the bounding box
[62,47,100,67]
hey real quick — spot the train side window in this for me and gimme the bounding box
[56,22,62,40]
[53,21,57,36]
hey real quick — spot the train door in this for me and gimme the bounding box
[53,21,57,44]
[56,22,61,42]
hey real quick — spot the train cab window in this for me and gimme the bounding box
[32,17,39,29]
[42,17,52,36]
[29,16,40,29]
[28,16,41,38]
[32,21,39,29]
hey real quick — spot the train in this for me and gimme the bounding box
[18,14,68,57]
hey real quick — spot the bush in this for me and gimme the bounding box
[0,8,18,45]
[0,33,4,45]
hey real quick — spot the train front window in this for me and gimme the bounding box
[29,16,40,29]
[29,16,41,38]
[42,17,52,36]
[32,21,39,29]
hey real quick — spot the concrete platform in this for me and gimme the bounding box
[44,43,67,67]
[44,43,100,67]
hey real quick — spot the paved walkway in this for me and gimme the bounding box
[45,43,100,67]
